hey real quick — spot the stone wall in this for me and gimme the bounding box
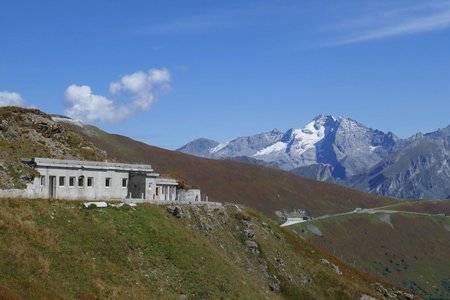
[178,189,202,202]
[0,189,26,198]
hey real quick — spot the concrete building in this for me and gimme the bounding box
[19,158,180,201]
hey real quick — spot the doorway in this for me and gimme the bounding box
[128,173,146,199]
[49,176,56,199]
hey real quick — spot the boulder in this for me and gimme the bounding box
[244,228,256,239]
[269,278,281,292]
[245,240,259,254]
[167,205,183,218]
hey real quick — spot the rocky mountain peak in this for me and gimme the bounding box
[178,113,403,182]
[177,138,219,158]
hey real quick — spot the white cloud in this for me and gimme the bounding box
[64,68,171,123]
[109,68,171,110]
[320,1,450,46]
[64,85,131,122]
[0,91,25,107]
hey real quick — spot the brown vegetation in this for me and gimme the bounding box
[70,123,397,218]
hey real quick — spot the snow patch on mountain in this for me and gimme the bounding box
[178,114,398,178]
[290,119,327,155]
[211,141,230,153]
[256,141,287,155]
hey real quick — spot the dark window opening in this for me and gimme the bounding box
[59,176,65,186]
[87,177,93,187]
[105,177,111,187]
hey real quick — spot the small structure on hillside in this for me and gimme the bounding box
[0,158,202,203]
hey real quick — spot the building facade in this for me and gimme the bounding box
[21,158,179,201]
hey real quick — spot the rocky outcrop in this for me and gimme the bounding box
[346,128,450,199]
[167,205,183,218]
[374,283,415,300]
[0,107,106,188]
[320,258,342,276]
[275,208,311,221]
[177,138,219,158]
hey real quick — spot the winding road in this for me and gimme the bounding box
[280,203,442,227]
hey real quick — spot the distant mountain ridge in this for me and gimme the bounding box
[178,115,450,200]
[346,125,450,199]
[178,115,399,176]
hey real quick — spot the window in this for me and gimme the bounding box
[87,177,93,187]
[59,176,65,186]
[40,176,46,186]
[156,187,159,196]
[78,176,84,187]
[69,177,75,187]
[105,177,111,187]
[122,178,128,187]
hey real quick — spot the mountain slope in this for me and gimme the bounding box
[288,201,450,299]
[0,107,396,218]
[65,121,396,218]
[177,138,219,158]
[346,127,450,199]
[0,107,431,299]
[178,115,450,200]
[178,115,399,178]
[1,198,409,299]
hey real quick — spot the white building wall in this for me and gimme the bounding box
[155,177,178,201]
[35,166,131,200]
[0,158,206,203]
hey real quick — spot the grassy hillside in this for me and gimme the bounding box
[67,122,397,218]
[0,107,429,299]
[0,198,407,299]
[289,202,450,299]
[0,107,105,189]
[386,200,450,215]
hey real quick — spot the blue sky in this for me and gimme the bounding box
[1,0,450,149]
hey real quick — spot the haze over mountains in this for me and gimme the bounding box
[178,115,450,200]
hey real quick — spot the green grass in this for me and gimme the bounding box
[0,198,398,299]
[291,212,450,299]
[0,199,263,299]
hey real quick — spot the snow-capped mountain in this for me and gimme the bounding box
[178,115,450,199]
[178,115,398,178]
[210,129,284,159]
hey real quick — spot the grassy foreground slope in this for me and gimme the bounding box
[68,123,396,217]
[290,202,450,299]
[0,198,404,300]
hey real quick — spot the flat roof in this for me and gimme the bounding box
[31,157,154,173]
[156,178,178,185]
